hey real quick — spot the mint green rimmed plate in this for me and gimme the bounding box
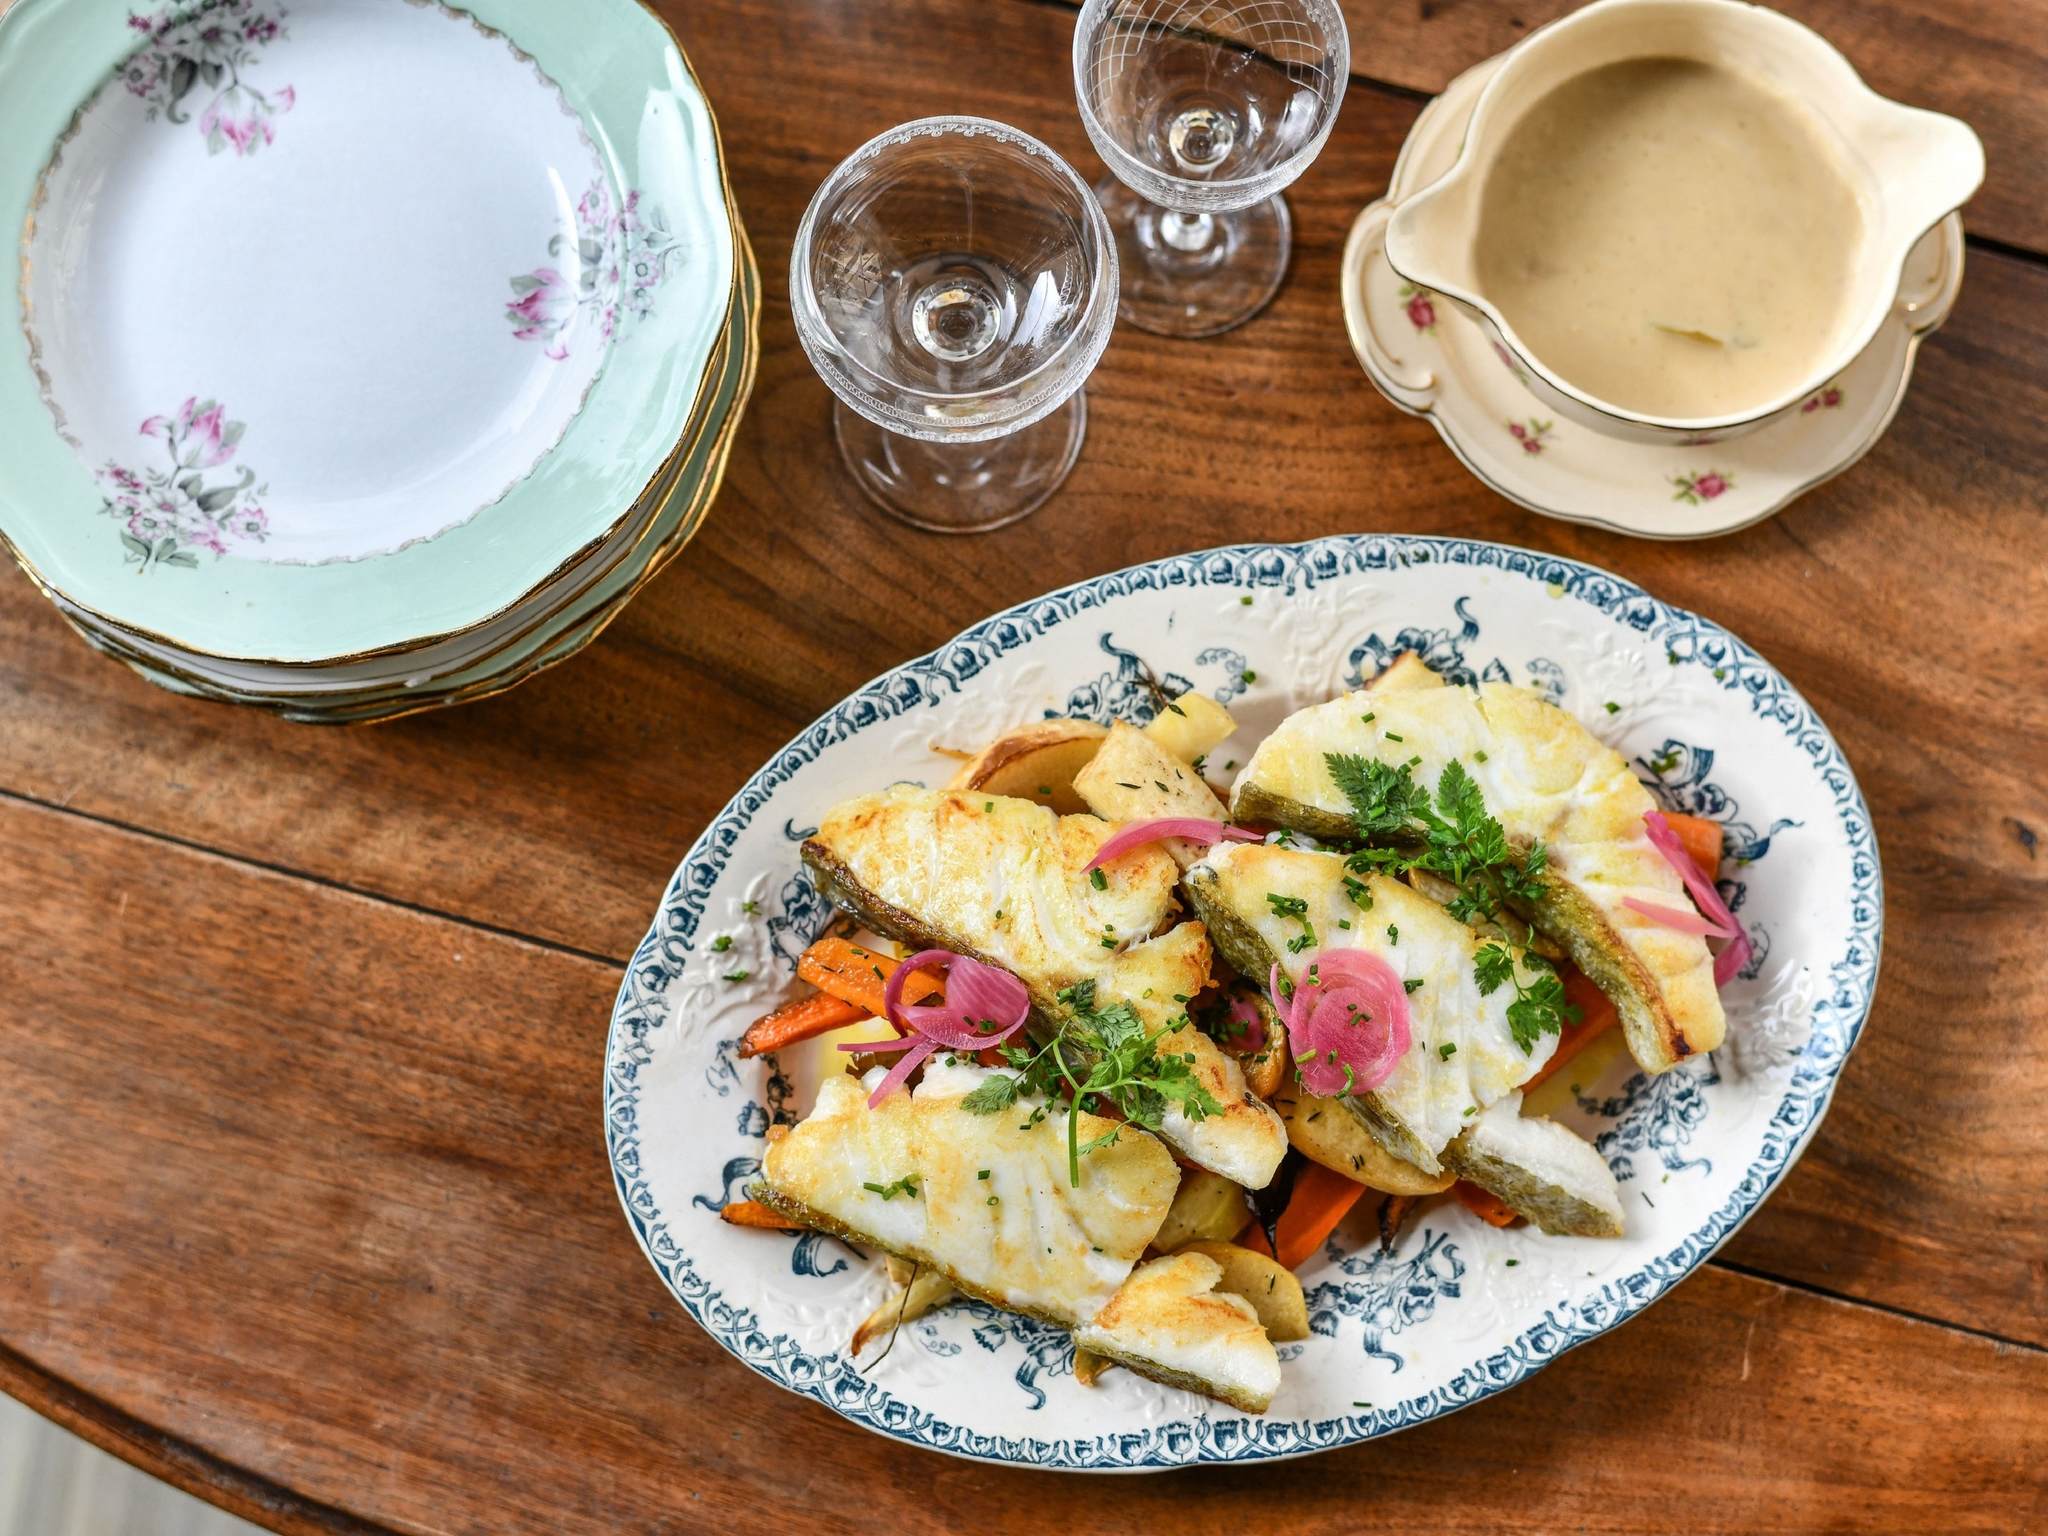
[1,0,735,663]
[66,225,760,722]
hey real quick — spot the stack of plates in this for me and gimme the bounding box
[0,0,756,723]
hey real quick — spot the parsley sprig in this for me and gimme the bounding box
[1325,754,1549,930]
[1474,943,1580,1053]
[960,979,1223,1186]
[1326,751,1573,1054]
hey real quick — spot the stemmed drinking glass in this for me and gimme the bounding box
[791,117,1119,533]
[1073,0,1348,338]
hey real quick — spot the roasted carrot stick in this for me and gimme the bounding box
[738,990,869,1059]
[1521,969,1619,1092]
[1661,811,1723,882]
[1454,1181,1520,1228]
[718,1199,806,1231]
[1239,1161,1369,1269]
[797,936,943,1017]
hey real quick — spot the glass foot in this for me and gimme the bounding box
[832,393,1087,534]
[1096,179,1291,339]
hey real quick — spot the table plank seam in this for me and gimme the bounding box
[1711,1260,2048,1356]
[0,787,630,972]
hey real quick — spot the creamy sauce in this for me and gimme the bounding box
[1474,57,1864,419]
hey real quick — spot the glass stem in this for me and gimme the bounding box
[1157,209,1216,255]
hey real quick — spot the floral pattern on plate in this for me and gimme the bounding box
[1671,469,1735,505]
[96,398,269,572]
[507,176,689,360]
[120,1,295,157]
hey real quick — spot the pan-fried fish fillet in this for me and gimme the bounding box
[801,786,1287,1187]
[755,1060,1281,1409]
[801,786,1180,1024]
[758,1060,1176,1322]
[1075,1252,1281,1413]
[1090,924,1288,1189]
[1229,682,1724,1074]
[1184,842,1560,1175]
[1443,1093,1625,1237]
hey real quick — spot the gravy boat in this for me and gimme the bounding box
[1384,0,1984,444]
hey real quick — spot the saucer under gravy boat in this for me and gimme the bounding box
[1382,0,1982,446]
[1342,53,1964,540]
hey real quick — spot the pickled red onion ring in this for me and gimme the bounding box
[1621,896,1735,939]
[840,949,1030,1106]
[1084,818,1261,873]
[1226,993,1267,1055]
[1269,949,1412,1098]
[1643,809,1752,988]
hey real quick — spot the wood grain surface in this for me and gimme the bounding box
[2,0,2044,1531]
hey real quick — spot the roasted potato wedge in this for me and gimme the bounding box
[1142,690,1238,766]
[1271,1084,1455,1196]
[946,719,1108,814]
[1153,1168,1251,1252]
[1074,722,1227,867]
[1365,652,1445,693]
[852,1261,958,1354]
[1073,1347,1117,1387]
[1175,1240,1311,1342]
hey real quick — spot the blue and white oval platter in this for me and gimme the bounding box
[603,535,1881,1469]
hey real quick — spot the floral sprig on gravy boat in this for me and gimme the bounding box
[96,398,269,572]
[1671,469,1733,506]
[507,176,688,361]
[121,1,295,158]
[1507,418,1553,455]
[1397,281,1437,333]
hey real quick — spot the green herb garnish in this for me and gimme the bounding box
[862,1175,920,1201]
[960,979,1224,1186]
[1474,943,1579,1053]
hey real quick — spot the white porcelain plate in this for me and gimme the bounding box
[1342,58,1964,539]
[1,0,733,660]
[606,537,1882,1469]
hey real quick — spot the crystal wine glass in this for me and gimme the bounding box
[790,117,1119,533]
[1074,0,1348,338]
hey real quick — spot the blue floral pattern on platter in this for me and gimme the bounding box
[603,535,1882,1470]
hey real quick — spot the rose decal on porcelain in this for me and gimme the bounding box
[1507,418,1553,456]
[1671,469,1733,505]
[121,0,295,157]
[1396,281,1437,333]
[507,176,688,361]
[1800,383,1844,414]
[95,398,269,572]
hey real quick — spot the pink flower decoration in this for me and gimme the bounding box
[1522,437,1542,454]
[1694,472,1728,500]
[1405,293,1436,330]
[184,401,241,467]
[274,84,295,112]
[139,415,170,438]
[1822,387,1841,408]
[175,396,200,431]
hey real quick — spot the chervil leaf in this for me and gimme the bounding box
[959,1075,1020,1115]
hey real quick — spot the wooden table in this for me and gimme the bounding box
[3,0,2044,1531]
